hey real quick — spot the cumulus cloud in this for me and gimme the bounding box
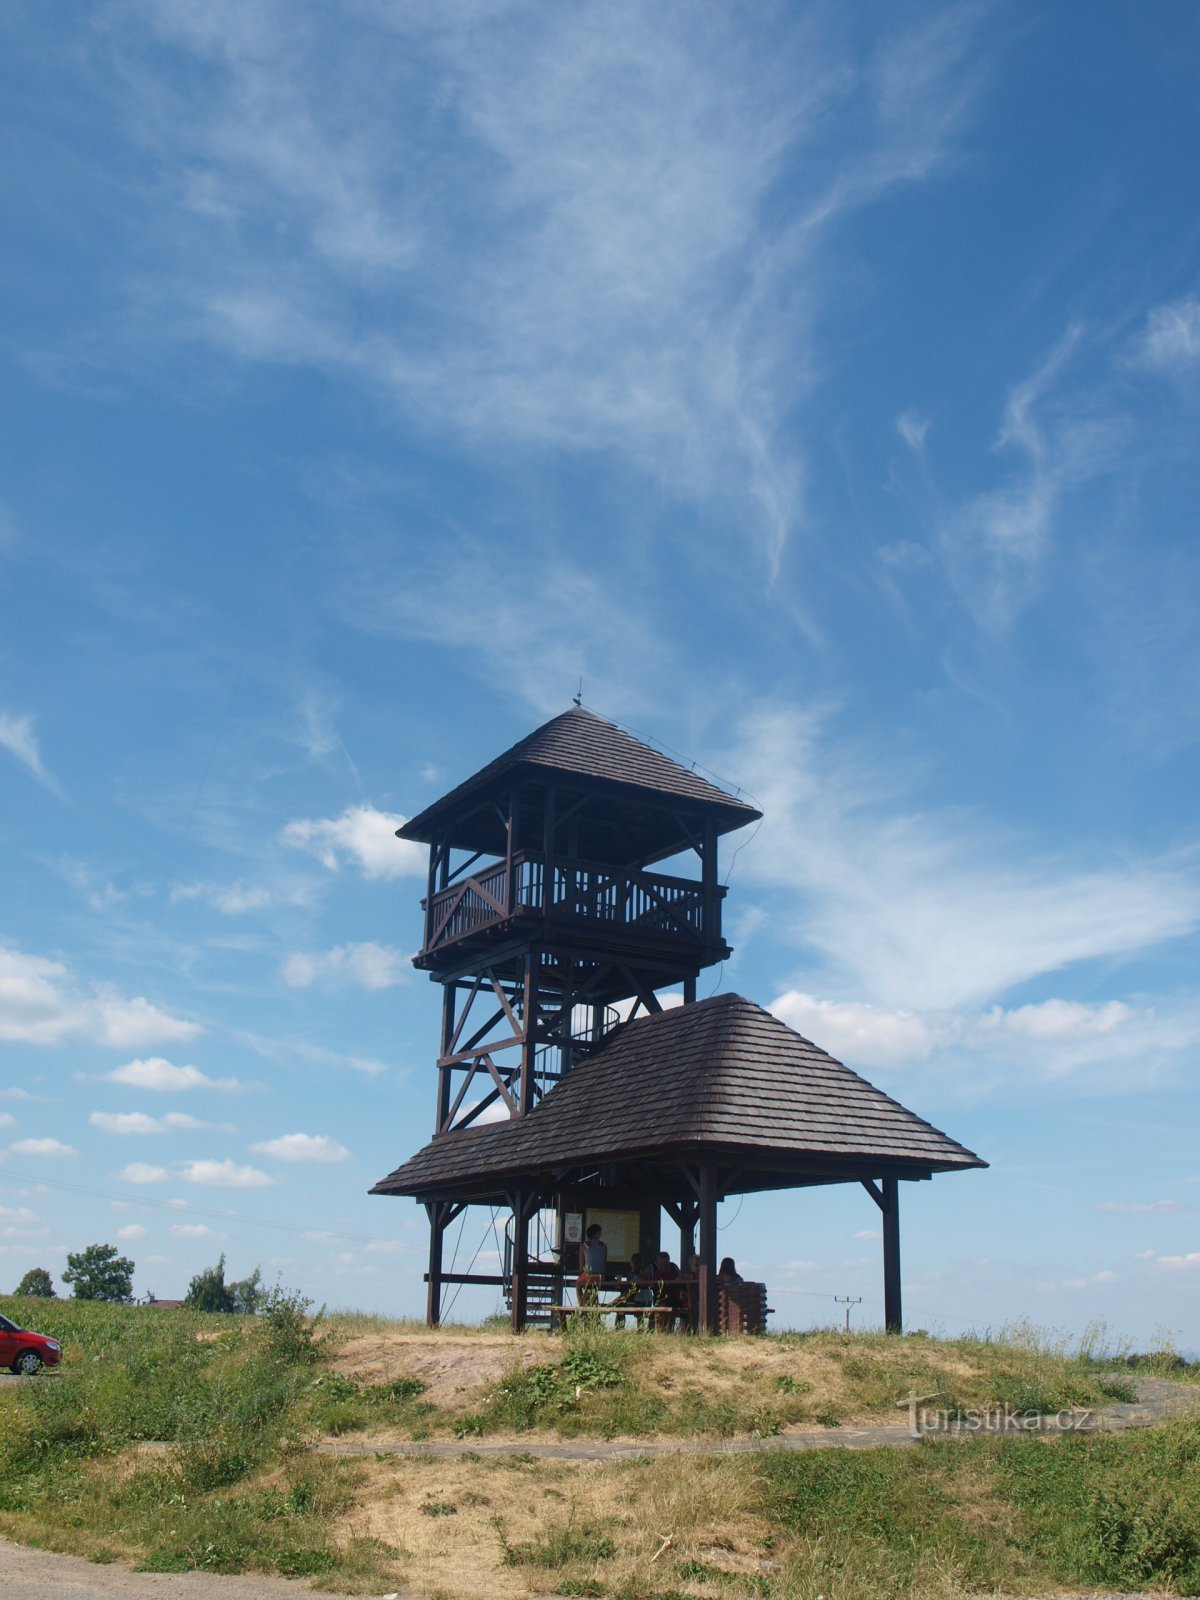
[770,991,935,1068]
[981,999,1132,1040]
[114,1163,168,1184]
[116,1223,147,1240]
[169,1222,222,1238]
[104,1058,241,1093]
[281,805,424,879]
[0,1112,12,1128]
[9,1137,76,1158]
[281,940,407,990]
[89,1110,233,1135]
[0,945,200,1048]
[0,711,60,792]
[251,1133,352,1164]
[1155,1252,1200,1271]
[179,1158,277,1188]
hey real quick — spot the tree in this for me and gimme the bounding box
[185,1256,264,1315]
[184,1255,234,1314]
[228,1266,263,1315]
[62,1243,135,1303]
[14,1267,56,1298]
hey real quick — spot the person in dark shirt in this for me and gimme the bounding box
[577,1223,607,1304]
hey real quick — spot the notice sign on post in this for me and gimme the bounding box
[563,1212,583,1245]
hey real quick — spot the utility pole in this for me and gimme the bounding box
[834,1294,862,1335]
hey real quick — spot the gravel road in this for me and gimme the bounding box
[0,1540,413,1600]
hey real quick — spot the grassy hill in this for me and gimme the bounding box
[1,1294,1197,1598]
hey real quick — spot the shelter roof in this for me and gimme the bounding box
[398,707,761,846]
[371,994,985,1198]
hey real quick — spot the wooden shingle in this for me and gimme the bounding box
[371,993,985,1198]
[398,706,761,845]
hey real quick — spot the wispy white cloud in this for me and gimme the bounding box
[936,325,1133,630]
[116,1223,147,1240]
[281,805,424,879]
[169,1222,223,1239]
[63,1,989,583]
[0,945,201,1048]
[0,711,60,793]
[250,1132,352,1164]
[170,881,275,914]
[1133,294,1200,373]
[733,704,1199,1013]
[104,1058,241,1093]
[1096,1200,1187,1216]
[281,941,407,991]
[896,410,930,453]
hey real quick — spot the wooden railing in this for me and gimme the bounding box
[423,850,721,955]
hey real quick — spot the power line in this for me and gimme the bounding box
[0,1167,398,1248]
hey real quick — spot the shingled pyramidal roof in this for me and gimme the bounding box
[371,994,986,1200]
[399,706,761,845]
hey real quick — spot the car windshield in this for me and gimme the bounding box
[0,1314,21,1333]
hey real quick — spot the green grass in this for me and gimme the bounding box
[0,1295,1194,1597]
[0,1291,402,1591]
[754,1415,1200,1597]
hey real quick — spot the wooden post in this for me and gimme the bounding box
[519,950,538,1116]
[701,818,717,949]
[678,1200,698,1268]
[436,984,455,1132]
[683,974,697,1005]
[882,1176,902,1334]
[510,1192,530,1333]
[698,1165,717,1335]
[543,787,556,915]
[425,1200,445,1328]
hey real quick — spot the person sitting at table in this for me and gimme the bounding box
[614,1248,643,1324]
[654,1250,687,1331]
[577,1223,607,1304]
[717,1256,743,1284]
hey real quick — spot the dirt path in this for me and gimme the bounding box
[317,1375,1199,1462]
[0,1540,391,1600]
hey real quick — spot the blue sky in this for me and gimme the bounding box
[2,0,1198,1346]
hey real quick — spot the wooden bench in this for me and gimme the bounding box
[550,1304,675,1331]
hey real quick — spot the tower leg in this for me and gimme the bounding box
[510,1192,530,1333]
[425,1201,446,1328]
[698,1165,717,1335]
[882,1177,902,1334]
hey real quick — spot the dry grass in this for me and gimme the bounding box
[332,1332,545,1409]
[346,1451,774,1600]
[321,1323,1133,1444]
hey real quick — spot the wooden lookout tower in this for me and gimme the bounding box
[372,707,985,1332]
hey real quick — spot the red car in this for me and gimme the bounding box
[0,1312,62,1374]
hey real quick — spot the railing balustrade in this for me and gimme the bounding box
[424,850,720,955]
